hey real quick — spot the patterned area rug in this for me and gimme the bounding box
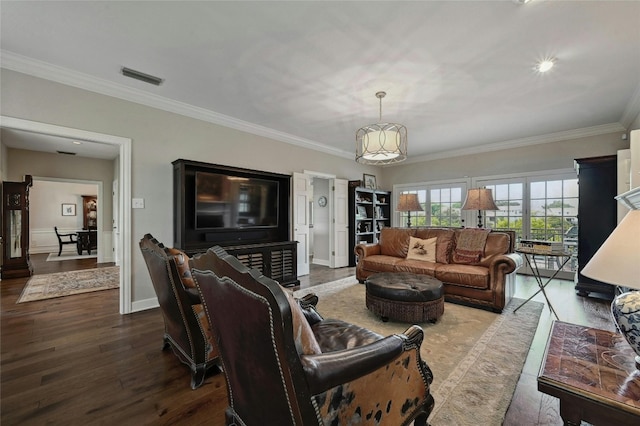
[17,266,120,303]
[295,277,543,426]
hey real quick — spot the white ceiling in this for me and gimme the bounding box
[1,1,639,162]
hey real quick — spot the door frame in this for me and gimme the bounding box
[0,116,133,314]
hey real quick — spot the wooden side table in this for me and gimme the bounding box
[538,321,640,426]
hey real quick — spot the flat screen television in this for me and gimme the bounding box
[195,171,279,230]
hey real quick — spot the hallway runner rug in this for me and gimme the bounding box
[17,266,119,303]
[295,277,543,426]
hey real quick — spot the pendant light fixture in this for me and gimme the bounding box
[356,91,408,165]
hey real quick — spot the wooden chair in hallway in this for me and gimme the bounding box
[54,226,77,256]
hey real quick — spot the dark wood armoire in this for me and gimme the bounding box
[574,156,617,299]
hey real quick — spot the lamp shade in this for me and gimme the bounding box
[356,91,408,165]
[461,188,499,211]
[581,209,640,289]
[356,123,407,164]
[397,193,423,212]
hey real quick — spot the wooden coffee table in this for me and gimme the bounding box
[538,321,640,426]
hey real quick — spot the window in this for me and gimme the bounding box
[478,171,578,279]
[483,181,524,238]
[395,181,467,228]
[430,186,464,227]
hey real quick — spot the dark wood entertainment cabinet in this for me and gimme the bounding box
[574,155,617,299]
[173,159,299,287]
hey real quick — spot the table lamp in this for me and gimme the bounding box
[461,188,499,228]
[396,193,423,228]
[581,209,640,369]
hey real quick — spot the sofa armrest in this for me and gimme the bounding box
[485,252,523,310]
[354,243,381,259]
[300,325,430,395]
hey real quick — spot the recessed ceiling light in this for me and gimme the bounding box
[537,59,556,73]
[72,141,82,145]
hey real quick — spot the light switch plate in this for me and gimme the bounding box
[132,198,145,209]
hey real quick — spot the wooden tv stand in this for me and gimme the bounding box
[189,241,299,288]
[173,159,297,287]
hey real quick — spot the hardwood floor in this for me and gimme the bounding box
[1,257,615,425]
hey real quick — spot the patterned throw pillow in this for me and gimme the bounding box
[286,292,322,355]
[406,236,437,262]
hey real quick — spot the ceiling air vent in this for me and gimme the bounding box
[57,151,77,156]
[121,67,164,86]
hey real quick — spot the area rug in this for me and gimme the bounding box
[17,266,119,303]
[295,277,543,426]
[46,252,97,262]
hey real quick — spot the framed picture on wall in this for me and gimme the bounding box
[363,174,376,189]
[62,203,76,216]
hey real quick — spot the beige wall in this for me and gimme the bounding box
[0,70,378,302]
[382,132,629,185]
[1,69,634,306]
[8,148,115,230]
[0,138,7,181]
[29,180,100,254]
[630,111,640,132]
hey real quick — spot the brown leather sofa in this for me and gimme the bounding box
[191,246,434,426]
[355,227,522,312]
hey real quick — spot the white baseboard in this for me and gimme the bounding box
[312,258,330,267]
[131,297,159,313]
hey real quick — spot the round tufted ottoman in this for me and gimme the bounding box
[365,272,444,323]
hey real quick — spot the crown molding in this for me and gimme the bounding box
[2,50,630,167]
[395,122,627,166]
[0,50,353,160]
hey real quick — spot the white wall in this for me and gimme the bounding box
[30,180,99,254]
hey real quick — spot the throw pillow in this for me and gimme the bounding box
[286,292,322,355]
[406,236,437,262]
[452,228,490,264]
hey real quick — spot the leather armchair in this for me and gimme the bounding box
[191,246,434,425]
[139,234,220,389]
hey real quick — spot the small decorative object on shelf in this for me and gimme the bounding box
[363,173,377,189]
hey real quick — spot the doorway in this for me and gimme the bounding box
[0,116,133,313]
[310,177,331,266]
[293,170,348,276]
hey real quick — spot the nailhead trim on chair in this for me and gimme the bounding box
[195,273,302,425]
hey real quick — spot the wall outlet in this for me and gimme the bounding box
[132,198,145,209]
